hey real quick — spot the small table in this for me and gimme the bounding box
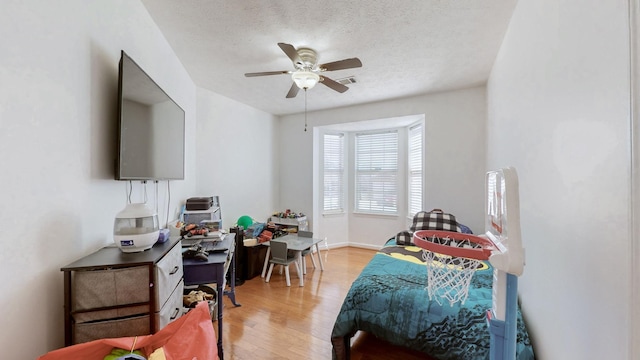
[182,233,241,360]
[260,234,324,286]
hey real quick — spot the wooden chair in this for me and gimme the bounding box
[265,240,300,286]
[298,230,318,274]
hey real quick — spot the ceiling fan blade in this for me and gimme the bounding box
[286,82,300,98]
[278,43,302,65]
[320,76,349,93]
[319,58,362,72]
[244,70,290,77]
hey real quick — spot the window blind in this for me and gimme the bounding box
[408,124,423,216]
[323,133,345,213]
[355,131,398,214]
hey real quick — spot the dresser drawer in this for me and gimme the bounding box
[71,266,149,311]
[158,278,184,329]
[72,304,149,324]
[72,279,183,344]
[155,242,183,309]
[73,313,150,344]
[70,242,181,312]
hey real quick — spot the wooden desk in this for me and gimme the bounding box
[260,234,324,286]
[182,233,241,360]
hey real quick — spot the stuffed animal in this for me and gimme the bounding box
[183,290,214,308]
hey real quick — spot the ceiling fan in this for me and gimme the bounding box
[244,42,363,98]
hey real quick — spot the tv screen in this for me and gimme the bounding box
[116,50,185,181]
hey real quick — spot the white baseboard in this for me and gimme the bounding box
[320,242,381,251]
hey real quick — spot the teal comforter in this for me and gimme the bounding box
[331,245,535,360]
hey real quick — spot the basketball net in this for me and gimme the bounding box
[414,231,493,307]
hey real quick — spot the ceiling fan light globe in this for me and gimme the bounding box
[292,71,320,89]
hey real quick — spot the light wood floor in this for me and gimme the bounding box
[216,246,434,360]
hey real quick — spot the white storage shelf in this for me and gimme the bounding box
[269,216,308,232]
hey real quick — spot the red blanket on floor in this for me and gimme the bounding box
[39,302,217,360]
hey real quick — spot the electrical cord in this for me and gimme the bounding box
[155,180,159,218]
[166,180,172,227]
[142,180,148,204]
[127,181,133,203]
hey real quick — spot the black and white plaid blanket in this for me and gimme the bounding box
[395,209,463,245]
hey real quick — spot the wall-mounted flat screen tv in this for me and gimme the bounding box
[116,50,185,181]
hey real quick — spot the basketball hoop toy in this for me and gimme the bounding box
[414,167,525,360]
[414,230,495,306]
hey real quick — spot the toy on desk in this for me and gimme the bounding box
[237,215,254,230]
[180,223,209,238]
[156,228,171,244]
[257,229,273,243]
[182,244,209,261]
[172,220,184,230]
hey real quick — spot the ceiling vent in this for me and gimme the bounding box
[336,76,357,85]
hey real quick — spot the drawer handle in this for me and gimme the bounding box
[169,266,179,275]
[170,307,180,320]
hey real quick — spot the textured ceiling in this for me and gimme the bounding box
[141,0,517,116]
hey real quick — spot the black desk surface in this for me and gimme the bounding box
[181,234,234,266]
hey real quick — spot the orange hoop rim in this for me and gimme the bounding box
[413,230,495,261]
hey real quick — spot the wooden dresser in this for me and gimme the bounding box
[61,238,183,345]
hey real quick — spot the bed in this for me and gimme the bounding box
[330,239,535,359]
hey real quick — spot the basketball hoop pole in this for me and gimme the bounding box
[485,167,525,360]
[487,272,519,360]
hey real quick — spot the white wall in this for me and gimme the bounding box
[0,1,197,358]
[279,87,487,248]
[195,88,279,230]
[487,0,631,358]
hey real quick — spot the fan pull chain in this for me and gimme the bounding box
[304,89,308,132]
